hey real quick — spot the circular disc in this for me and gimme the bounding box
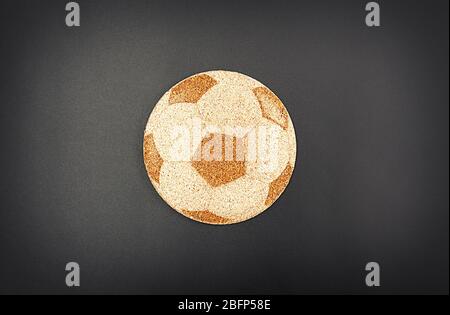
[143,70,297,225]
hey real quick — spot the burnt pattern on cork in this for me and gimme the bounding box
[143,134,164,184]
[169,74,218,105]
[192,134,247,187]
[265,164,293,206]
[182,210,231,225]
[253,86,289,130]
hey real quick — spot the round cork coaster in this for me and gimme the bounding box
[143,70,297,225]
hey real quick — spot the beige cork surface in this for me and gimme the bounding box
[143,70,297,225]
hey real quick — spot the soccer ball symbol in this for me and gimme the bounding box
[143,70,297,225]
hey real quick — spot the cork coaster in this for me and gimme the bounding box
[143,70,297,225]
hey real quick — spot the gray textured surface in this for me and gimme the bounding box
[0,0,448,294]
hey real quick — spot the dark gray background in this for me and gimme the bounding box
[0,0,448,294]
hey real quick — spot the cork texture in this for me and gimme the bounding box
[143,70,297,225]
[192,134,247,187]
[143,134,164,184]
[169,74,217,105]
[181,210,231,225]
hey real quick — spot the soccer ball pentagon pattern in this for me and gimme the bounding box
[143,70,297,225]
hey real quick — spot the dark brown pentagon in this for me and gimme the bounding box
[143,134,164,184]
[182,210,231,224]
[265,164,293,206]
[253,86,289,130]
[169,74,217,105]
[191,134,247,187]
